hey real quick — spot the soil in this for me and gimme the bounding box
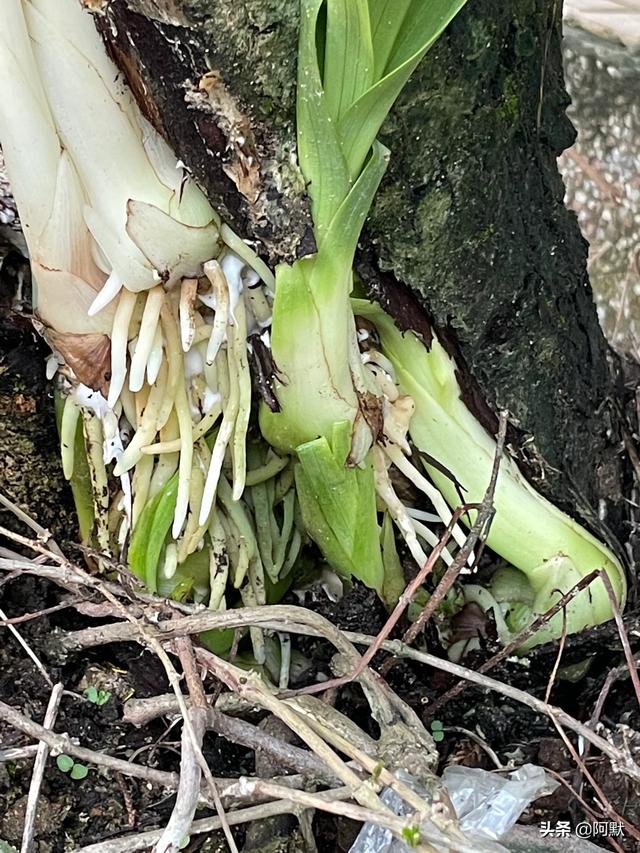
[2,571,640,852]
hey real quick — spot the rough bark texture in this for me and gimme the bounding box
[367,0,619,505]
[73,1,629,548]
[95,0,312,265]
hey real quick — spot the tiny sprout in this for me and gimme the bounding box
[56,754,89,780]
[70,763,89,780]
[430,720,445,743]
[83,686,112,706]
[56,754,74,773]
[371,760,384,782]
[401,825,421,848]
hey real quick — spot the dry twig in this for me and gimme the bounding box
[20,682,64,853]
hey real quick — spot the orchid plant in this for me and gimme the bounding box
[0,0,626,658]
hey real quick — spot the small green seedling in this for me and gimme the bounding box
[83,685,112,706]
[430,720,445,743]
[401,825,421,848]
[56,754,89,780]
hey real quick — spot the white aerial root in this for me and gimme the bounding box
[374,446,443,568]
[199,351,237,527]
[203,260,229,364]
[58,232,272,617]
[230,295,252,500]
[129,285,164,392]
[107,288,137,408]
[147,325,164,385]
[383,442,471,561]
[88,269,122,317]
[179,277,198,352]
[220,222,275,292]
[362,348,459,572]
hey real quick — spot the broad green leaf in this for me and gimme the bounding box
[368,0,413,79]
[294,423,384,590]
[323,0,373,123]
[338,0,468,178]
[315,139,389,262]
[128,472,178,593]
[386,0,464,73]
[297,0,350,235]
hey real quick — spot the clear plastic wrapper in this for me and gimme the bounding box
[443,763,559,840]
[349,764,558,852]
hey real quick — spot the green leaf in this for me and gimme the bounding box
[70,763,88,780]
[368,0,413,79]
[128,472,179,593]
[297,0,351,236]
[262,142,388,454]
[199,628,235,656]
[385,0,463,72]
[83,686,99,704]
[260,258,358,452]
[56,754,74,773]
[323,0,373,123]
[54,390,94,543]
[338,0,469,178]
[294,422,384,590]
[315,140,389,260]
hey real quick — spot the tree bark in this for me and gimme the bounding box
[85,1,628,544]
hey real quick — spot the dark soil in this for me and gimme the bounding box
[2,569,640,852]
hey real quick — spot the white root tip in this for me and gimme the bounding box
[107,366,125,409]
[88,269,122,317]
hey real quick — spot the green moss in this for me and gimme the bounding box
[416,189,452,243]
[186,0,299,130]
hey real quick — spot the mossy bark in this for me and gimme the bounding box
[91,0,627,539]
